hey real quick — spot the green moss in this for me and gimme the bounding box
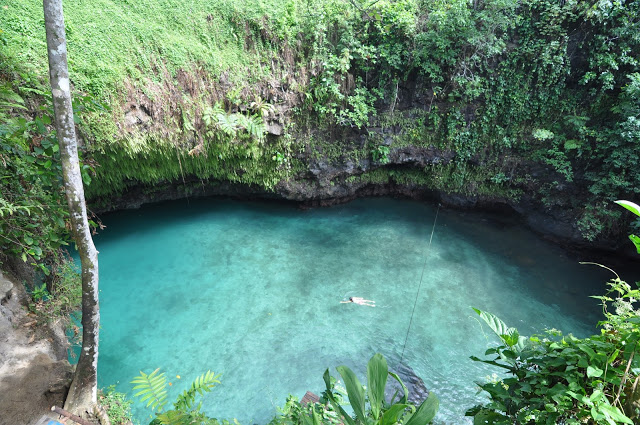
[343,164,521,201]
[87,132,293,198]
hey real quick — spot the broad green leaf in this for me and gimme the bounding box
[381,403,408,425]
[337,365,367,423]
[577,344,596,360]
[500,328,524,349]
[629,235,640,254]
[615,200,640,217]
[473,308,525,352]
[367,353,388,420]
[323,368,332,392]
[598,403,633,424]
[301,413,313,425]
[471,408,510,425]
[404,392,439,425]
[311,408,322,425]
[591,406,602,421]
[473,308,509,338]
[388,371,409,404]
[587,366,603,378]
[323,369,356,425]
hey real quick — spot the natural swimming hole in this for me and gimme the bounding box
[83,197,612,424]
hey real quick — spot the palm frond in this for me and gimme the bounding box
[173,370,221,411]
[131,368,168,412]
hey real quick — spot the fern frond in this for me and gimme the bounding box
[247,114,266,140]
[235,114,266,140]
[202,103,226,129]
[216,113,238,136]
[173,370,221,412]
[131,368,168,412]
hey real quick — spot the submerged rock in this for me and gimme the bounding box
[386,363,430,405]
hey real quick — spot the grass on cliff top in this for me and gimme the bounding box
[0,0,311,99]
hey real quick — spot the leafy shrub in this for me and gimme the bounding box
[269,394,343,425]
[131,368,222,425]
[100,385,134,425]
[319,353,438,425]
[371,145,391,164]
[467,201,640,424]
[467,304,637,424]
[133,354,438,425]
[30,283,49,302]
[28,258,81,322]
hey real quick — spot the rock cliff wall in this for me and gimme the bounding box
[0,268,72,425]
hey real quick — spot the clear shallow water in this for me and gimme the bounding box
[85,198,611,425]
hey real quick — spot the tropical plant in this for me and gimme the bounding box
[131,368,221,425]
[320,353,439,425]
[249,97,275,118]
[269,394,343,425]
[615,200,640,254]
[371,145,390,164]
[467,200,640,424]
[100,385,134,425]
[31,282,49,302]
[202,103,267,141]
[468,303,637,424]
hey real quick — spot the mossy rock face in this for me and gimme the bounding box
[3,0,639,248]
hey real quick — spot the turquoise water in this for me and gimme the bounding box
[88,198,610,424]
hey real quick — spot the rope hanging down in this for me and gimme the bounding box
[399,204,441,365]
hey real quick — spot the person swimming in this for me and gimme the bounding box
[341,296,375,307]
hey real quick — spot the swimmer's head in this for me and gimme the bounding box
[349,297,353,302]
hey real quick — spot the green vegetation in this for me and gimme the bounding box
[131,354,439,425]
[132,368,223,424]
[0,79,86,320]
[29,260,82,322]
[100,386,134,425]
[344,165,522,199]
[2,0,640,242]
[467,201,640,424]
[319,353,439,425]
[468,300,638,424]
[0,84,70,269]
[2,1,640,420]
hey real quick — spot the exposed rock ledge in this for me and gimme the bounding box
[0,268,73,425]
[91,171,630,256]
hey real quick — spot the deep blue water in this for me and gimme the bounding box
[82,197,612,424]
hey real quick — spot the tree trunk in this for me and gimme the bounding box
[43,0,100,416]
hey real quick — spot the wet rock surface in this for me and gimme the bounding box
[386,363,430,405]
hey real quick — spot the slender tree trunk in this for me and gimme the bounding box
[43,0,100,416]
